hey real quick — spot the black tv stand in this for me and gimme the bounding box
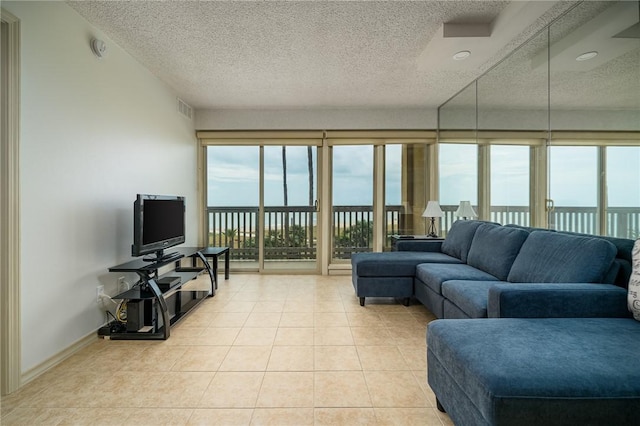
[105,247,214,340]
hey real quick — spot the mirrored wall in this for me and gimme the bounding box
[438,0,640,238]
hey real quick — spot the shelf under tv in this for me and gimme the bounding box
[105,247,215,340]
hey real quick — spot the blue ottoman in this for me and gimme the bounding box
[427,318,640,426]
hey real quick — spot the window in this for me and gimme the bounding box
[439,143,477,232]
[332,145,373,259]
[606,146,640,238]
[549,146,598,234]
[490,145,530,226]
[206,146,260,267]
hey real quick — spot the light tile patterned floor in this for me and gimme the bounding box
[1,274,453,425]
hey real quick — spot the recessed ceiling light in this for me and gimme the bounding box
[576,51,598,61]
[453,50,471,61]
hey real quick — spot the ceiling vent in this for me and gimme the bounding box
[177,98,193,120]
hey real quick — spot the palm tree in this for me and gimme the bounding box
[224,228,237,249]
[307,146,314,248]
[282,146,289,245]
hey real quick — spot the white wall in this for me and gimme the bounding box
[4,1,198,373]
[195,107,437,130]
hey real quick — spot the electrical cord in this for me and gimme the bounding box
[106,310,118,324]
[116,300,127,322]
[105,309,127,333]
[98,293,119,306]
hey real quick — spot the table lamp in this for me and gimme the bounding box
[455,201,478,220]
[422,201,444,237]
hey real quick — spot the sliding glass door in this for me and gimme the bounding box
[490,145,530,226]
[202,131,435,273]
[206,146,260,270]
[206,145,319,272]
[606,146,640,238]
[438,143,478,235]
[331,145,373,261]
[548,146,598,234]
[263,146,317,271]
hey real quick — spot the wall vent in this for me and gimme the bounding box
[177,98,193,120]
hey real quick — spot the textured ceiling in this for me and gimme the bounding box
[67,0,632,111]
[441,1,640,112]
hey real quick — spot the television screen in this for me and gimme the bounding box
[142,199,184,245]
[132,194,185,260]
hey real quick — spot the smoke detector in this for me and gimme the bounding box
[90,38,107,58]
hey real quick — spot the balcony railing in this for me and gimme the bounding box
[207,205,640,261]
[442,205,639,238]
[207,205,403,261]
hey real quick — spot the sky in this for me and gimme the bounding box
[207,145,640,209]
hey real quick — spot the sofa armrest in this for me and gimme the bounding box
[395,240,443,252]
[487,283,631,318]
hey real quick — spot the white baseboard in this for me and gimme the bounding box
[21,331,99,386]
[328,263,351,275]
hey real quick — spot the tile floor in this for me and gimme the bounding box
[1,274,453,425]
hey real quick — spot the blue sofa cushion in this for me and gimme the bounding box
[352,251,461,277]
[416,263,499,295]
[442,280,505,318]
[428,318,640,426]
[603,260,622,285]
[488,283,630,318]
[507,230,617,283]
[467,224,529,280]
[440,220,489,263]
[562,232,635,286]
[561,231,635,263]
[509,226,634,287]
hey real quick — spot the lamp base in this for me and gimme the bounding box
[427,217,439,238]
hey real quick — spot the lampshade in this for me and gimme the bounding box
[422,201,444,218]
[455,201,477,218]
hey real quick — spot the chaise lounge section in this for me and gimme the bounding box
[427,316,640,426]
[350,248,463,306]
[351,220,485,307]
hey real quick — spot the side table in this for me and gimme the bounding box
[199,247,230,290]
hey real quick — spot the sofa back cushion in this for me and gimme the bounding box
[441,220,489,262]
[467,224,530,280]
[508,230,617,283]
[559,231,635,287]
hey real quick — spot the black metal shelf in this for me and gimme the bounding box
[105,247,215,340]
[114,269,204,300]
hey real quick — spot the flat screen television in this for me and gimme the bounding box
[131,194,185,261]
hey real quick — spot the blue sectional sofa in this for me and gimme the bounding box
[423,230,639,426]
[351,220,632,316]
[352,220,638,425]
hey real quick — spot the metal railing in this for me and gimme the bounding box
[440,205,531,233]
[207,205,403,260]
[207,205,640,261]
[207,206,318,261]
